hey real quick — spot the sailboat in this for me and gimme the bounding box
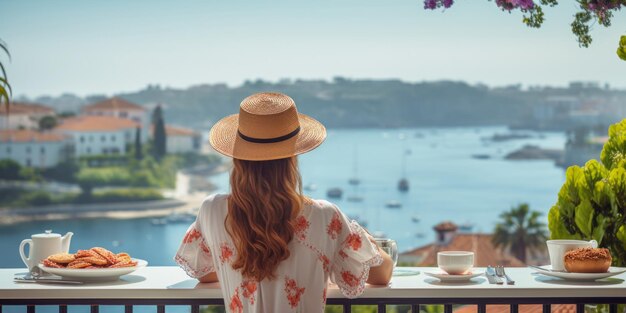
[348,146,361,186]
[398,147,409,192]
[347,146,363,202]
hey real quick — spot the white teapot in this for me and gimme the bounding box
[19,230,73,272]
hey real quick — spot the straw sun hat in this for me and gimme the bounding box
[209,92,327,161]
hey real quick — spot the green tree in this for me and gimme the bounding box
[152,105,167,160]
[0,159,22,180]
[134,126,143,160]
[492,203,548,264]
[549,119,626,266]
[0,39,11,110]
[38,115,58,131]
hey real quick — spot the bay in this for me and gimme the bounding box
[0,126,566,269]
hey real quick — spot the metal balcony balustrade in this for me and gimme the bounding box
[1,267,624,313]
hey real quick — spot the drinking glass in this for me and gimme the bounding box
[375,238,398,267]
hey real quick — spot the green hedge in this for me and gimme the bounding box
[0,188,163,208]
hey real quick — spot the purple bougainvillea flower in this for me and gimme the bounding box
[442,0,454,8]
[424,0,438,10]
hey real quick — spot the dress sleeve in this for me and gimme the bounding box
[328,205,383,299]
[174,200,216,278]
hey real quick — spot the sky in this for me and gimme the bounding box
[1,0,625,97]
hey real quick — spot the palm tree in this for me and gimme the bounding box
[0,39,12,111]
[492,203,548,264]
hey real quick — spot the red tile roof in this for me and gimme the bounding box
[0,130,67,142]
[0,102,55,115]
[401,233,526,267]
[55,116,139,132]
[151,124,198,137]
[82,97,145,112]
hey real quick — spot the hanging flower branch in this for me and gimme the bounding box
[424,0,626,59]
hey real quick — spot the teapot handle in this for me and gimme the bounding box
[19,239,32,268]
[590,239,598,248]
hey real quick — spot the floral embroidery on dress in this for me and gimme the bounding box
[220,242,234,264]
[240,279,257,305]
[229,289,243,313]
[327,212,342,239]
[294,215,310,240]
[183,228,202,243]
[338,249,348,259]
[345,232,362,251]
[200,242,211,255]
[319,254,331,273]
[284,276,306,309]
[341,270,360,288]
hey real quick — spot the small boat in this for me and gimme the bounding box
[385,200,402,209]
[347,195,364,202]
[411,215,420,223]
[415,232,426,238]
[304,183,317,191]
[459,222,474,232]
[326,188,343,199]
[471,154,491,160]
[348,178,361,185]
[398,178,409,192]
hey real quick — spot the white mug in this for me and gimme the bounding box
[546,239,597,271]
[437,251,474,275]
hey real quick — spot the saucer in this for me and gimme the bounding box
[531,265,626,281]
[424,271,483,282]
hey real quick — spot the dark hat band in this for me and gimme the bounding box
[238,127,300,144]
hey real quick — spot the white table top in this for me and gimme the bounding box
[1,267,625,300]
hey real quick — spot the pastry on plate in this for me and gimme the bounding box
[564,247,612,273]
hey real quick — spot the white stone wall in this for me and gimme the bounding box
[167,135,198,154]
[0,140,70,168]
[58,129,135,157]
[0,114,37,130]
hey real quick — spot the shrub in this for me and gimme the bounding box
[549,119,626,266]
[0,159,22,180]
[87,188,163,203]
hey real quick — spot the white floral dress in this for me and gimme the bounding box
[175,194,382,313]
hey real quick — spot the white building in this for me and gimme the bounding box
[152,125,201,154]
[0,102,56,130]
[81,97,149,140]
[54,116,141,157]
[0,130,72,168]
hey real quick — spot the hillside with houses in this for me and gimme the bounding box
[0,98,221,211]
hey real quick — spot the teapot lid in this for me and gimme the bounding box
[32,230,61,239]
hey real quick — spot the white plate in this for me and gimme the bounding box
[424,271,484,282]
[38,259,147,281]
[532,265,626,281]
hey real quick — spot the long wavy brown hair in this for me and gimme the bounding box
[226,157,304,281]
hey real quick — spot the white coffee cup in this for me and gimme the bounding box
[437,251,474,275]
[546,239,597,271]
